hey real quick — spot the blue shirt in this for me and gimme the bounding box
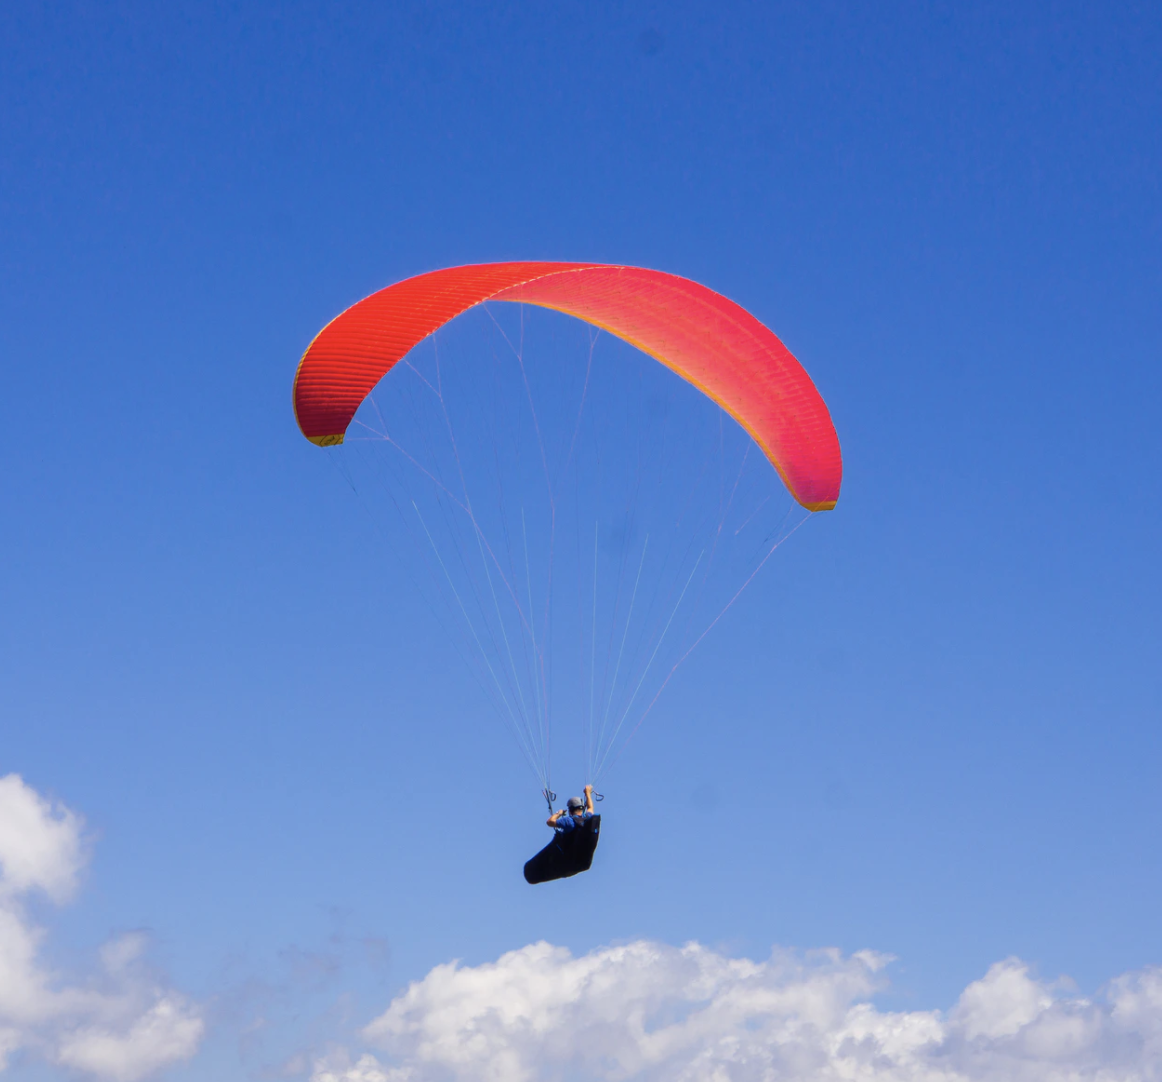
[555,811,593,832]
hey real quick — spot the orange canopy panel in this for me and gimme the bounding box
[292,262,842,511]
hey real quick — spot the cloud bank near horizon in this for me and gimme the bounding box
[0,774,203,1081]
[312,939,1162,1082]
[4,771,1159,1082]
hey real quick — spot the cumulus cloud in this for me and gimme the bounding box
[313,939,1162,1082]
[0,774,86,904]
[311,1050,405,1082]
[0,774,203,1080]
[55,997,205,1082]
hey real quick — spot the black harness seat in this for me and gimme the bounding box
[523,814,601,884]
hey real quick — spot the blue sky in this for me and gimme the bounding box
[1,2,1160,1079]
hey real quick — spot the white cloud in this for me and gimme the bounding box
[56,997,205,1082]
[311,1050,410,1082]
[951,958,1055,1040]
[0,775,86,903]
[320,939,1162,1082]
[0,774,204,1080]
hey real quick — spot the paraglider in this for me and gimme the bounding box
[524,787,601,884]
[547,786,596,832]
[293,262,842,883]
[293,262,842,511]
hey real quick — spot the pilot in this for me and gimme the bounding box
[546,785,595,831]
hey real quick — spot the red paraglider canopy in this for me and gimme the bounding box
[293,262,842,511]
